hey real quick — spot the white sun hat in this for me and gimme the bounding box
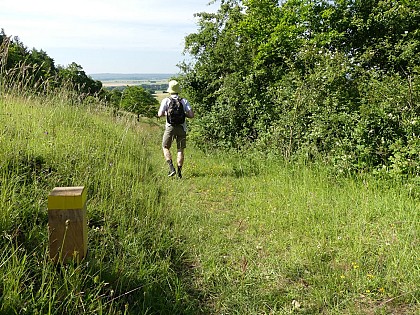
[166,80,181,94]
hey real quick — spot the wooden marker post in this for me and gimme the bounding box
[48,186,87,263]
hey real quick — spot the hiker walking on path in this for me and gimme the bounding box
[157,80,194,178]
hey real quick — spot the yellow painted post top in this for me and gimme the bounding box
[48,186,87,210]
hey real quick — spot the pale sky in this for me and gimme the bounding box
[0,0,218,74]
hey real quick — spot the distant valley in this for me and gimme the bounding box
[90,73,174,81]
[90,73,173,87]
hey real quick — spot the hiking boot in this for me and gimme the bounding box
[167,159,176,177]
[168,169,176,177]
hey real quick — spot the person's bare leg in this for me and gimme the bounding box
[163,147,172,161]
[177,149,184,167]
[177,149,184,178]
[163,147,176,176]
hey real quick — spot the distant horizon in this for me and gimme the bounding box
[1,1,217,74]
[89,72,176,75]
[89,73,176,81]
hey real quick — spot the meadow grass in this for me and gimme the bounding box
[165,150,419,314]
[0,94,418,314]
[0,94,194,314]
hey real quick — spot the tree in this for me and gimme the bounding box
[57,62,102,97]
[321,0,420,72]
[180,0,420,175]
[1,29,104,98]
[120,86,158,120]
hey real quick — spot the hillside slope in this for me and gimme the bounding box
[0,97,418,314]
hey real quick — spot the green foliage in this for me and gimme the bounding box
[181,0,420,177]
[104,89,124,113]
[0,29,103,101]
[120,85,159,119]
[332,0,420,72]
[57,62,102,97]
[352,70,420,176]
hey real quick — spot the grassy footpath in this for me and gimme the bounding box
[0,96,418,314]
[166,151,419,314]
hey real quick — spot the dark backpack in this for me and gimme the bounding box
[167,97,186,125]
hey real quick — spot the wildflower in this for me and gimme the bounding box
[367,274,374,279]
[340,275,345,279]
[292,300,301,309]
[379,287,385,293]
[365,289,370,293]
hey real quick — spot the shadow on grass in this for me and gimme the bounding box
[84,211,211,314]
[83,243,209,314]
[0,222,209,314]
[188,164,260,179]
[0,155,211,314]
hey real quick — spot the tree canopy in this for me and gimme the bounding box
[180,0,420,177]
[120,86,159,120]
[1,29,160,119]
[1,29,102,99]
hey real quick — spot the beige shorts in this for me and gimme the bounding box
[162,125,186,150]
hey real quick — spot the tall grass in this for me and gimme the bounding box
[1,52,418,313]
[164,151,419,314]
[1,95,419,314]
[0,94,197,314]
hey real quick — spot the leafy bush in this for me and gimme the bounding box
[181,0,420,178]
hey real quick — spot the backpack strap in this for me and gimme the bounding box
[166,96,186,126]
[167,96,183,109]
